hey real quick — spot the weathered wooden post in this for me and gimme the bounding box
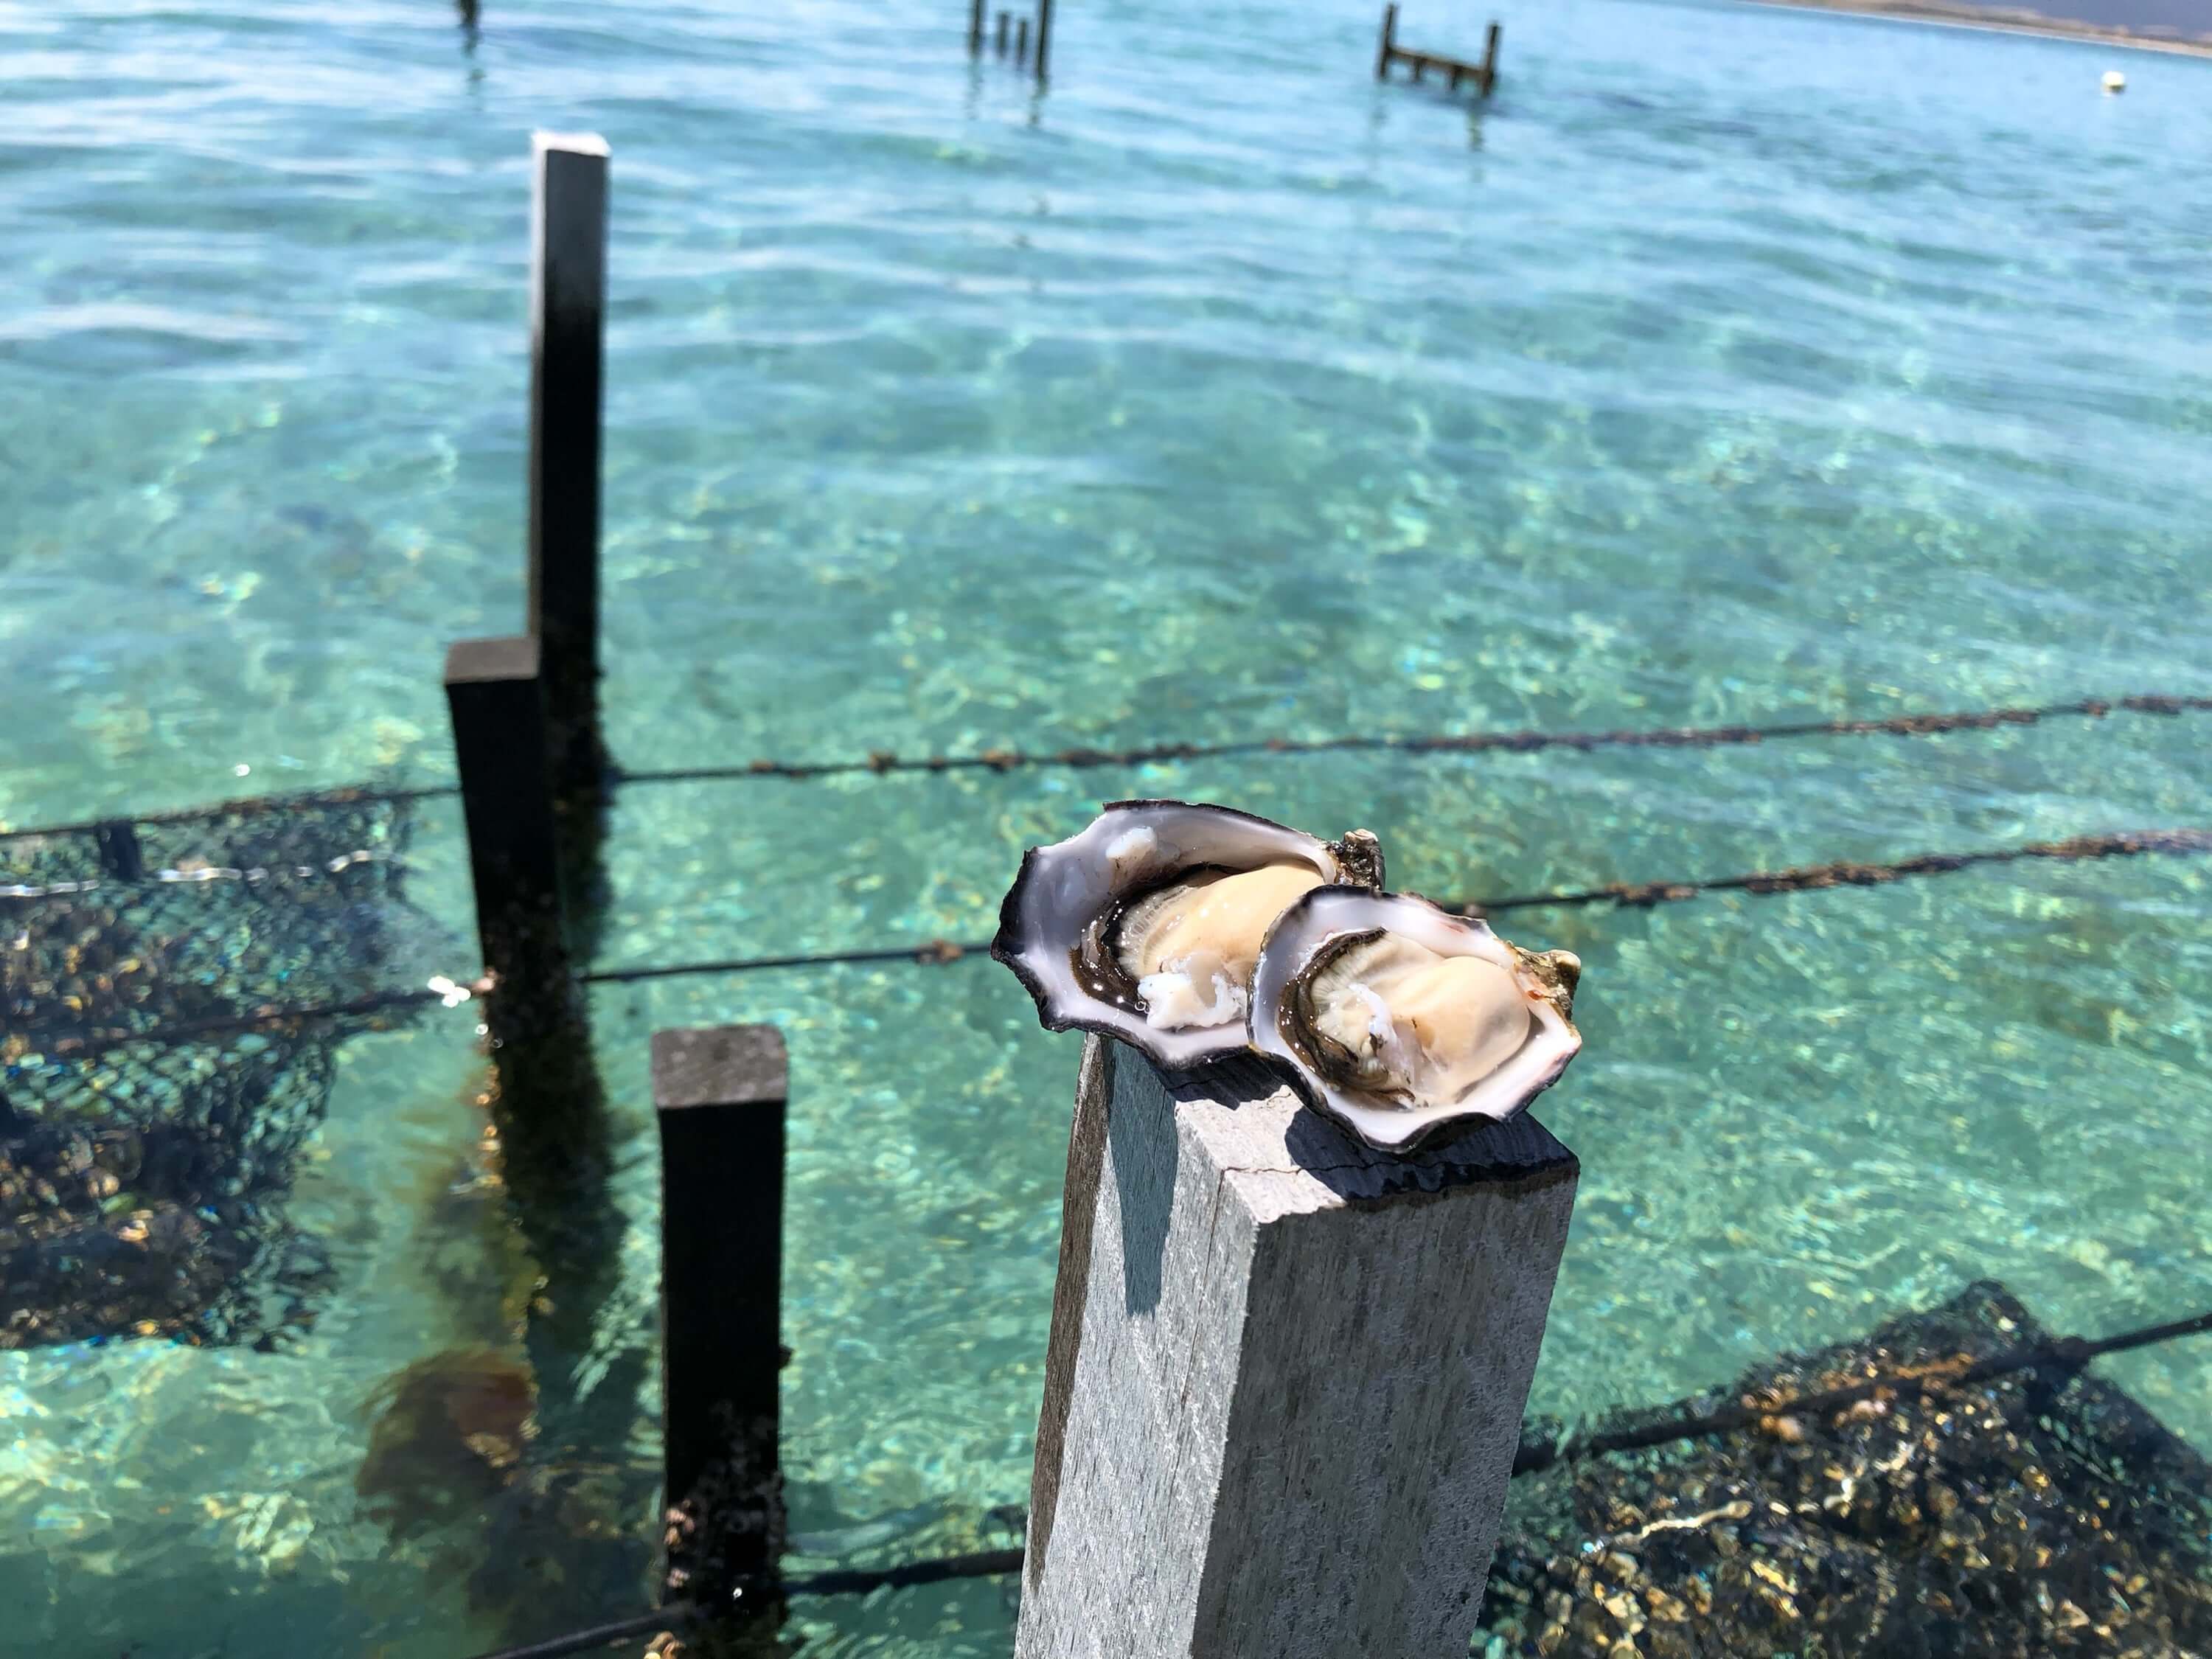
[1481,21,1500,94]
[527,132,611,823]
[968,0,985,54]
[1376,1,1398,78]
[1015,14,1029,64]
[655,1025,789,1621]
[444,632,609,1241]
[995,10,1010,55]
[1015,1038,1577,1658]
[1034,0,1053,79]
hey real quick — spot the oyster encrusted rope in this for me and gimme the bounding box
[27,825,2212,1042]
[585,826,2212,982]
[4,694,2205,844]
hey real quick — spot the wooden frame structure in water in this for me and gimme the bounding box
[1377,4,1500,95]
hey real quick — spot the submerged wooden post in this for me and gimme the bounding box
[968,0,985,53]
[655,1025,788,1613]
[1376,1,1397,78]
[1035,0,1052,78]
[444,636,570,1019]
[1015,14,1029,63]
[1481,21,1500,94]
[94,819,144,882]
[995,10,1010,55]
[527,132,611,819]
[1015,1039,1578,1659]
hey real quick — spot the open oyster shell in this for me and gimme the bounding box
[1249,886,1581,1151]
[991,800,1385,1069]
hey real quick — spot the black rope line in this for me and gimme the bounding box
[1509,1302,2212,1477]
[24,827,2210,1048]
[581,942,967,986]
[614,693,2212,786]
[7,694,2206,847]
[463,1305,2211,1659]
[1467,827,2212,915]
[577,825,2212,986]
[787,1545,1028,1598]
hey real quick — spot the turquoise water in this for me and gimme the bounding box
[4,0,2211,1650]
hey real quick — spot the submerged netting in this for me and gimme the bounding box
[0,796,446,1349]
[1481,1281,2212,1658]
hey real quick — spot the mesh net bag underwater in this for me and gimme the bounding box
[1481,1280,2212,1658]
[0,792,448,1350]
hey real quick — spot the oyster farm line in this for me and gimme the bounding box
[6,0,2212,1653]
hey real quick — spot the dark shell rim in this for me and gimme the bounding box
[988,800,1324,1071]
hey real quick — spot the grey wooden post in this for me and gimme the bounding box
[444,636,570,1015]
[1015,1037,1578,1659]
[1034,0,1052,78]
[527,131,611,815]
[968,0,985,53]
[1481,21,1500,93]
[996,10,1010,55]
[1015,14,1029,64]
[1376,1,1398,78]
[655,1025,788,1613]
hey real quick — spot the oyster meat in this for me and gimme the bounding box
[1250,886,1581,1150]
[992,801,1385,1068]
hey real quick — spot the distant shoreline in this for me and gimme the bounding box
[1745,0,2212,60]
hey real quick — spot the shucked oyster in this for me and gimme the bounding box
[1250,887,1580,1150]
[992,801,1385,1068]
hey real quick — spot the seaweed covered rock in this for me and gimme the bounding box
[1479,1281,2212,1658]
[0,792,445,1348]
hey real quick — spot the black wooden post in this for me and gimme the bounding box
[1376,2,1397,78]
[445,636,571,1017]
[1015,14,1029,63]
[528,133,611,820]
[1481,21,1500,93]
[968,0,984,53]
[656,1025,788,1615]
[1035,0,1052,78]
[995,10,1009,55]
[94,820,144,882]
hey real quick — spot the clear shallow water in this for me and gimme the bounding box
[2,0,2210,1651]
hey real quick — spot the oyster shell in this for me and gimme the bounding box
[991,800,1385,1068]
[1249,886,1581,1150]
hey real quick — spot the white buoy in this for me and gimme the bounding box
[2103,69,2127,94]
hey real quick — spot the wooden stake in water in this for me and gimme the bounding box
[1481,21,1501,94]
[1015,14,1029,64]
[1015,1039,1578,1658]
[968,0,985,54]
[527,132,611,818]
[1035,0,1053,79]
[655,1024,789,1609]
[1376,1,1398,78]
[444,635,571,1023]
[996,10,1011,55]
